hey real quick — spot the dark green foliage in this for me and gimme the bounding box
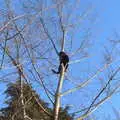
[0,80,74,120]
[59,106,75,120]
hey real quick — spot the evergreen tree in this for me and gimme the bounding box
[0,80,74,120]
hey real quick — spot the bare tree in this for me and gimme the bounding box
[0,0,120,120]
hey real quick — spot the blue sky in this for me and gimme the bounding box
[0,0,120,119]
